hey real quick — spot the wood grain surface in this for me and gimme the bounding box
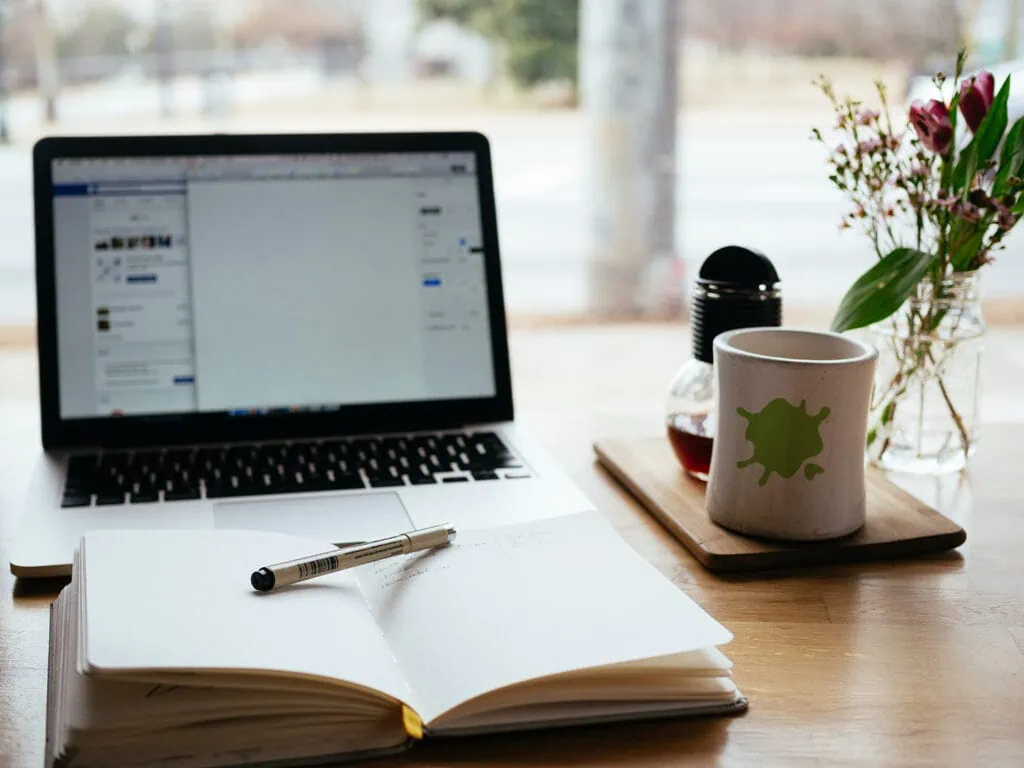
[3,326,1024,768]
[595,437,966,571]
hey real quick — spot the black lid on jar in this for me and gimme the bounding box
[691,246,782,364]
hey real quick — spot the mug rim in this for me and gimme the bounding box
[714,327,877,366]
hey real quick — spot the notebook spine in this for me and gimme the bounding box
[402,704,424,740]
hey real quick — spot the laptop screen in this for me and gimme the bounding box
[49,151,497,420]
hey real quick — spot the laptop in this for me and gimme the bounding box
[11,132,595,578]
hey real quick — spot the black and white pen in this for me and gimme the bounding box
[250,524,457,592]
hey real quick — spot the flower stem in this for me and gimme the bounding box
[871,280,975,466]
[935,374,971,456]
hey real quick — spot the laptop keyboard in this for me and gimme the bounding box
[60,431,530,507]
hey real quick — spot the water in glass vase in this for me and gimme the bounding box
[866,273,985,475]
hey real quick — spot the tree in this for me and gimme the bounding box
[682,0,959,61]
[56,2,136,59]
[1,1,40,88]
[166,8,217,53]
[418,0,579,89]
[234,0,362,50]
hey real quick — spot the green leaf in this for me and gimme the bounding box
[948,90,961,140]
[881,400,897,425]
[941,91,963,191]
[1013,195,1024,215]
[994,116,1024,195]
[953,75,1011,191]
[951,223,987,271]
[962,149,979,196]
[830,248,939,332]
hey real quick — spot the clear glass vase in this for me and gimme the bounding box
[865,272,985,474]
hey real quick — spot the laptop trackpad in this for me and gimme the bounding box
[212,492,413,545]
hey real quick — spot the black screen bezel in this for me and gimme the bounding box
[34,132,513,449]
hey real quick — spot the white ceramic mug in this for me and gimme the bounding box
[706,328,878,541]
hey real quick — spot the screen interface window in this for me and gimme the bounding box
[51,152,496,419]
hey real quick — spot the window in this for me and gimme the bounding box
[0,0,1019,329]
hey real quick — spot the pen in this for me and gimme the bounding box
[250,523,457,592]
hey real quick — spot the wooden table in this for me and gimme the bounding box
[3,326,1024,767]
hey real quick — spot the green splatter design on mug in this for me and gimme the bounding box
[736,398,830,486]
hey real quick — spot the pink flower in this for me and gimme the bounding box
[856,138,884,154]
[910,100,953,155]
[959,201,982,223]
[996,204,1017,230]
[857,109,880,126]
[959,71,995,134]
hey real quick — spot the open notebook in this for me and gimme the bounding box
[46,512,746,767]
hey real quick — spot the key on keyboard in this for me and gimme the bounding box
[60,431,527,506]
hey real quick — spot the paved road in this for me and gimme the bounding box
[2,78,1023,323]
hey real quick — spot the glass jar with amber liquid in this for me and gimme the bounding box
[666,246,781,481]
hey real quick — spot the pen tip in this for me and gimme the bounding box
[250,568,275,592]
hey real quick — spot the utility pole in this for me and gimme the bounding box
[0,1,9,143]
[1007,0,1021,60]
[155,0,174,118]
[203,0,234,118]
[580,0,681,318]
[34,0,58,123]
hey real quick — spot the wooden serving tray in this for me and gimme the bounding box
[594,437,966,572]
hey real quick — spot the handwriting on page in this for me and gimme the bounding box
[498,526,569,559]
[369,541,489,589]
[373,556,450,589]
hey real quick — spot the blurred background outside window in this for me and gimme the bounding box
[0,0,1021,329]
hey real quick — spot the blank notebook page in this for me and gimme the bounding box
[354,512,733,723]
[81,529,414,707]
